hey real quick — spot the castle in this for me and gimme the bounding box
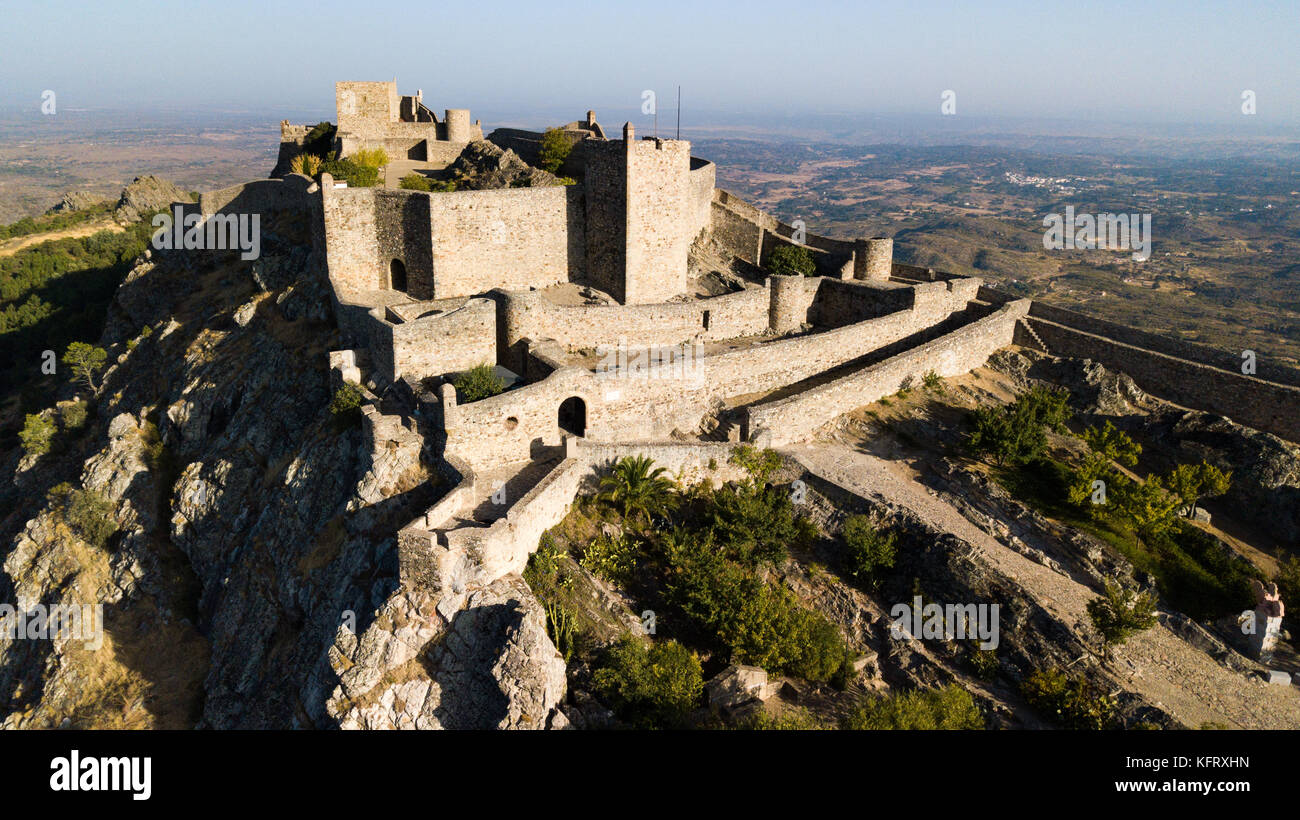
[191,80,1300,604]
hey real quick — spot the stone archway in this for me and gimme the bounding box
[389,258,408,293]
[558,396,586,437]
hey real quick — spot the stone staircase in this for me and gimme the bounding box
[1016,318,1051,354]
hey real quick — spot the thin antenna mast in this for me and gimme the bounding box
[676,85,681,139]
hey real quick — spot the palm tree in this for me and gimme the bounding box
[597,455,677,528]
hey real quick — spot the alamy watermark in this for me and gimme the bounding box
[151,204,261,260]
[1042,205,1151,261]
[1,603,103,650]
[890,596,1000,650]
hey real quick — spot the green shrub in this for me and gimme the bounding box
[968,647,1000,680]
[328,382,365,429]
[322,153,379,188]
[966,385,1071,466]
[766,244,817,277]
[842,515,897,583]
[664,537,848,681]
[555,176,577,186]
[842,685,985,730]
[1021,666,1116,730]
[922,369,943,389]
[452,363,506,403]
[538,127,573,174]
[591,636,704,728]
[19,413,56,456]
[579,531,636,584]
[48,483,119,548]
[706,481,815,566]
[1087,579,1158,649]
[301,122,337,157]
[728,444,782,484]
[60,400,88,432]
[352,147,389,169]
[398,173,433,191]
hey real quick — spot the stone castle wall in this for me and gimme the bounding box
[427,185,584,298]
[443,279,981,470]
[1026,301,1300,389]
[748,300,1030,446]
[387,297,497,383]
[710,189,856,276]
[321,181,584,300]
[198,173,317,216]
[1030,316,1300,443]
[499,285,771,353]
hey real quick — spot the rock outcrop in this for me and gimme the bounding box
[446,140,562,190]
[114,175,192,222]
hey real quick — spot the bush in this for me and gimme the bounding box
[48,483,119,548]
[597,455,677,527]
[322,153,378,188]
[543,601,578,662]
[966,385,1071,466]
[842,515,897,583]
[301,122,337,157]
[842,685,985,730]
[1087,579,1158,649]
[60,400,88,432]
[19,413,56,456]
[591,636,704,728]
[452,363,506,403]
[352,147,389,169]
[1020,667,1116,730]
[922,369,943,390]
[706,481,816,566]
[766,244,817,277]
[290,153,323,176]
[664,537,849,681]
[579,531,636,584]
[537,127,573,174]
[399,173,433,191]
[328,382,365,429]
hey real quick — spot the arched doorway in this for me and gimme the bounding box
[558,396,586,437]
[389,259,408,293]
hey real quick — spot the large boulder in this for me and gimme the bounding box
[115,175,191,222]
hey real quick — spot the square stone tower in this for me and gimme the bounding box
[584,123,692,304]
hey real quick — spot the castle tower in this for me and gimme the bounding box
[768,275,806,334]
[445,109,472,143]
[854,237,893,281]
[583,123,693,304]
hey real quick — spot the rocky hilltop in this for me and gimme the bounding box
[2,194,1298,730]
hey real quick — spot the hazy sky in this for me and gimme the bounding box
[2,0,1297,126]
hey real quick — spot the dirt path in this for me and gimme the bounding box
[0,220,125,257]
[787,440,1300,729]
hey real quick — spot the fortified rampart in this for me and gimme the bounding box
[441,277,982,470]
[748,300,1030,446]
[965,281,1300,444]
[1027,316,1300,442]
